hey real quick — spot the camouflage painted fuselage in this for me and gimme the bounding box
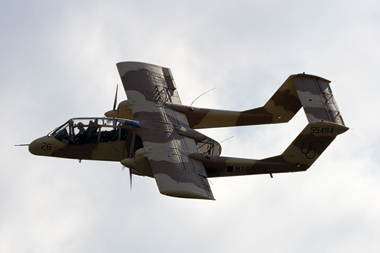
[29,62,348,200]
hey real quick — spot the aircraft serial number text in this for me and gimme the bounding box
[310,127,334,134]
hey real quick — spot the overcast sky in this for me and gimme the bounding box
[2,0,380,252]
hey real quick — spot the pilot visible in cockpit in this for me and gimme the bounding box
[85,120,98,144]
[75,122,86,144]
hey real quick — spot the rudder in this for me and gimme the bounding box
[292,74,345,125]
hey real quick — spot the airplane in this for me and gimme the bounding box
[28,62,349,200]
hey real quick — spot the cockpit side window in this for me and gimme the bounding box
[52,118,139,145]
[99,126,118,142]
[74,122,87,144]
[73,120,99,145]
[120,128,129,140]
[84,120,99,144]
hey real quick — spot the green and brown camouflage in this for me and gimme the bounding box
[29,61,348,200]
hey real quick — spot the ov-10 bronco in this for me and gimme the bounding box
[28,62,348,200]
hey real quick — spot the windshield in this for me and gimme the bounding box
[50,117,140,145]
[50,121,73,144]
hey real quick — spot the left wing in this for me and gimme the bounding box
[117,62,214,200]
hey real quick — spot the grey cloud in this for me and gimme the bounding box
[2,0,380,252]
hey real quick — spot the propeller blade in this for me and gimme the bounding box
[122,166,132,190]
[129,168,132,190]
[113,84,118,111]
[128,133,136,190]
[129,133,136,158]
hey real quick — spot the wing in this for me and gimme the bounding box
[117,62,214,200]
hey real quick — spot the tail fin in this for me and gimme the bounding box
[263,74,348,170]
[292,74,345,125]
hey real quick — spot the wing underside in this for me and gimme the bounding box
[117,61,214,200]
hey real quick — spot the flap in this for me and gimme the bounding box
[147,147,214,199]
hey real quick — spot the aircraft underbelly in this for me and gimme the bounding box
[52,141,127,161]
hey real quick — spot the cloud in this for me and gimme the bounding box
[2,0,380,252]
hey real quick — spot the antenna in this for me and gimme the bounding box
[190,87,216,107]
[220,136,234,143]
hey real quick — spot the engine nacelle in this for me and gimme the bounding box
[121,148,153,177]
[104,100,134,119]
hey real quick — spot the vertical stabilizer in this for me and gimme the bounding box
[292,74,345,125]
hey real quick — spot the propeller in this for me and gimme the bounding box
[128,168,133,190]
[104,84,119,118]
[127,132,136,190]
[113,84,118,112]
[121,165,132,190]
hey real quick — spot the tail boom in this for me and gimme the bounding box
[189,153,306,177]
[191,122,348,177]
[190,73,348,177]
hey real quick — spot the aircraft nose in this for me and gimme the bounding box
[28,137,44,155]
[29,136,66,156]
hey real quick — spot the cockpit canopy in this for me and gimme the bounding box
[49,117,140,145]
